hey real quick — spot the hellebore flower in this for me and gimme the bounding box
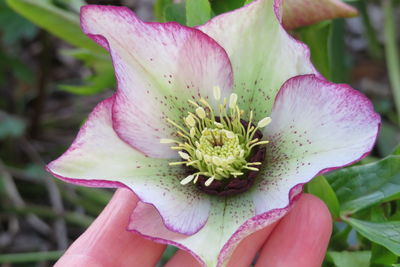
[47,0,380,266]
[282,0,358,30]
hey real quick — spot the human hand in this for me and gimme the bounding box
[55,188,332,267]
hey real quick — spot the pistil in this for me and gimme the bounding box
[161,86,271,194]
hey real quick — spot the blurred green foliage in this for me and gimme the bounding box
[1,0,400,266]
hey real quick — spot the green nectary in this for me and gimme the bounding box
[161,86,271,187]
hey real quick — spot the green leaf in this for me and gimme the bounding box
[164,3,186,25]
[353,1,383,60]
[186,0,211,26]
[306,175,340,218]
[328,251,371,267]
[0,1,38,45]
[393,143,400,155]
[328,19,349,83]
[59,71,114,95]
[210,0,244,15]
[59,49,115,95]
[327,156,400,214]
[298,21,332,79]
[6,0,104,53]
[0,113,26,139]
[371,243,398,265]
[154,0,173,22]
[377,122,400,157]
[344,218,400,256]
[0,251,64,264]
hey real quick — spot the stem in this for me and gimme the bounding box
[356,1,383,60]
[29,30,50,138]
[0,251,64,263]
[383,0,400,124]
[3,205,93,228]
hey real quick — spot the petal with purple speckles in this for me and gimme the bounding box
[282,0,358,30]
[47,97,211,235]
[128,185,302,267]
[252,75,380,214]
[197,0,320,120]
[81,5,234,158]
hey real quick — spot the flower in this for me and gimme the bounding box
[47,0,380,266]
[282,0,358,30]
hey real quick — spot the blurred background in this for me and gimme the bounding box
[0,0,399,266]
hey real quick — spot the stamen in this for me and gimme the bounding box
[162,87,271,193]
[160,138,179,144]
[195,150,203,160]
[213,86,221,100]
[169,161,187,166]
[257,117,272,128]
[244,166,259,171]
[188,100,199,107]
[195,107,206,119]
[205,176,215,186]
[180,175,195,185]
[185,114,196,127]
[178,151,190,160]
[190,128,196,137]
[229,93,238,109]
[214,121,224,128]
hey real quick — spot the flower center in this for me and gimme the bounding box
[161,86,271,196]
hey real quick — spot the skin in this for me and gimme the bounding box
[55,188,332,267]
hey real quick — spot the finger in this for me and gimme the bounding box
[226,221,278,267]
[166,217,278,267]
[56,188,166,267]
[255,194,332,267]
[165,250,201,267]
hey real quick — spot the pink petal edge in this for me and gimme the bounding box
[80,5,234,158]
[196,0,324,81]
[126,74,380,266]
[46,96,210,236]
[47,168,209,236]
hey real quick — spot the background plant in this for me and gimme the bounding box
[0,0,399,266]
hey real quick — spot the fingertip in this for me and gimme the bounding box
[165,250,202,267]
[300,193,333,233]
[57,188,166,266]
[256,193,333,267]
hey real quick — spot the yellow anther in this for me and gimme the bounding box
[244,166,259,171]
[188,100,199,107]
[212,156,222,166]
[229,93,238,109]
[214,121,224,128]
[247,162,262,165]
[213,86,221,100]
[193,174,200,184]
[178,151,190,160]
[190,127,196,137]
[169,161,187,166]
[255,140,270,145]
[205,176,215,186]
[257,117,272,128]
[185,115,196,127]
[199,98,209,106]
[195,150,203,160]
[180,175,195,185]
[224,130,235,139]
[195,107,206,119]
[160,138,178,144]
